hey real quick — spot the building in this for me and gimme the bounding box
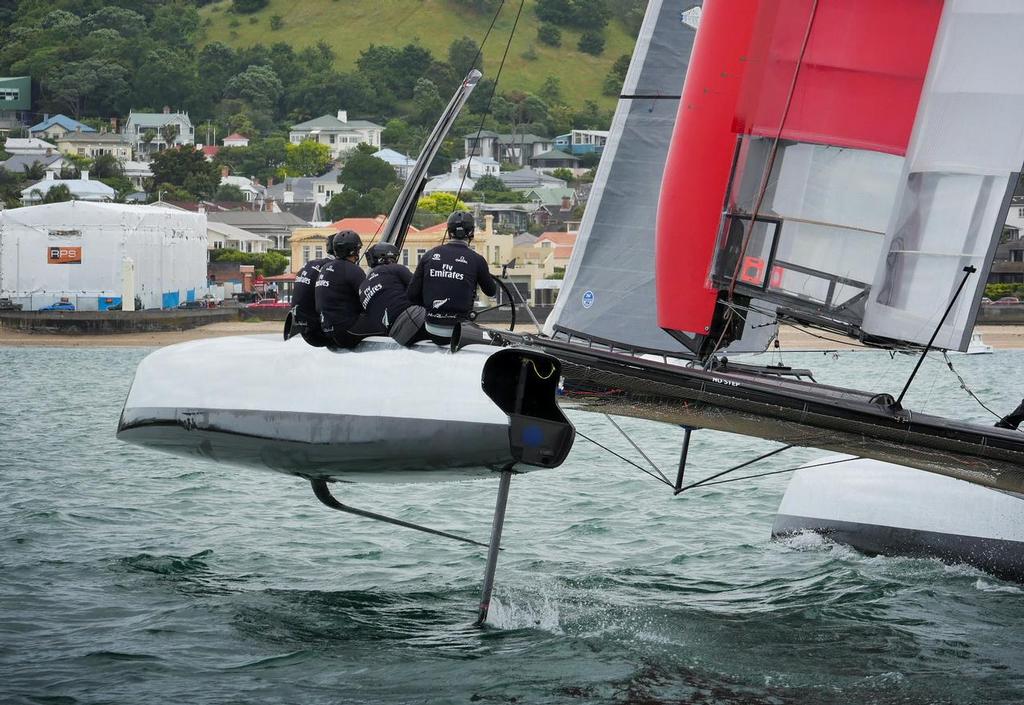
[530,149,580,171]
[498,167,567,191]
[533,231,578,270]
[219,173,267,204]
[554,129,609,156]
[464,130,555,166]
[0,201,207,310]
[289,227,337,271]
[423,171,475,195]
[207,220,272,254]
[4,138,57,155]
[222,133,250,148]
[266,168,343,208]
[122,161,154,190]
[289,111,383,159]
[473,203,542,233]
[450,156,500,179]
[0,76,30,134]
[1,153,68,179]
[206,210,308,250]
[373,148,416,180]
[20,172,116,204]
[124,108,195,159]
[29,114,96,141]
[55,131,132,161]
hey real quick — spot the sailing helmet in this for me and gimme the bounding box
[366,242,400,267]
[334,230,362,259]
[447,211,475,240]
[325,233,337,257]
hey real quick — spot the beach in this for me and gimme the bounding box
[1,320,1022,350]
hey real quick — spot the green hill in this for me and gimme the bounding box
[198,0,636,109]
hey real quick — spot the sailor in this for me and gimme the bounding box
[406,211,496,344]
[996,399,1024,431]
[284,233,334,347]
[350,242,413,338]
[315,229,366,349]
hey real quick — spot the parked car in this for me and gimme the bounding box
[245,298,291,311]
[0,297,22,311]
[993,296,1021,305]
[40,300,75,312]
[108,297,144,311]
[981,297,993,305]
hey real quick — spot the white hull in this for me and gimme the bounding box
[118,335,518,482]
[774,456,1024,581]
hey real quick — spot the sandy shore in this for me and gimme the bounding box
[1,320,1022,350]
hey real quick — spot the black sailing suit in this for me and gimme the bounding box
[351,263,413,336]
[314,258,366,349]
[288,257,330,346]
[407,240,496,339]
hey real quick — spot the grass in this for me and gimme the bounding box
[198,0,635,110]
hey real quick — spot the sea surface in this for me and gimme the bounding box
[2,345,1024,704]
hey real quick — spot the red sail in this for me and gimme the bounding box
[656,0,942,340]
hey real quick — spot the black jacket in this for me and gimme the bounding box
[407,240,496,326]
[356,263,413,334]
[315,258,365,332]
[292,257,330,321]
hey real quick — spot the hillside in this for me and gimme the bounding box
[198,0,637,109]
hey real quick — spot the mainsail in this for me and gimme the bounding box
[657,0,1024,355]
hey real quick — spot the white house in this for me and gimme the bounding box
[207,220,272,254]
[289,111,383,159]
[373,148,416,180]
[451,156,500,179]
[220,174,266,203]
[122,161,153,190]
[222,132,250,148]
[423,172,475,195]
[124,108,195,159]
[464,130,555,166]
[20,171,116,204]
[4,138,57,155]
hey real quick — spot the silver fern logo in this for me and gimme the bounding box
[681,7,702,30]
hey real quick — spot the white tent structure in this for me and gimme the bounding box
[0,201,207,311]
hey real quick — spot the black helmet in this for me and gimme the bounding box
[325,233,337,257]
[366,242,400,267]
[447,211,475,240]
[333,230,362,259]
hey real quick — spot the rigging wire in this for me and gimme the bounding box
[677,444,793,493]
[685,455,860,489]
[603,414,671,485]
[450,0,527,242]
[940,351,1019,428]
[575,430,674,488]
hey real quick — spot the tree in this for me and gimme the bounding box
[474,175,509,193]
[537,23,562,47]
[412,78,444,127]
[269,15,284,30]
[448,36,483,75]
[160,123,179,149]
[535,0,574,25]
[225,64,283,111]
[284,140,332,177]
[151,146,220,198]
[603,54,631,96]
[215,184,246,201]
[417,192,467,217]
[539,75,563,105]
[232,0,269,12]
[578,31,605,56]
[91,153,123,180]
[339,151,398,193]
[40,184,73,204]
[324,184,400,221]
[551,167,575,183]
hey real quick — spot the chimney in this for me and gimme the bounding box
[221,165,229,178]
[81,170,89,181]
[560,195,571,211]
[45,171,55,181]
[163,105,171,114]
[485,214,494,236]
[337,110,348,123]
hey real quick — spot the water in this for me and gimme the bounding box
[2,345,1024,704]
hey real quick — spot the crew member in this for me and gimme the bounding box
[351,242,413,337]
[315,230,365,349]
[407,211,496,344]
[284,233,334,346]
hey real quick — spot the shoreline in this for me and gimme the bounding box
[1,321,1023,350]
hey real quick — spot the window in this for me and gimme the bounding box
[213,242,223,249]
[0,88,19,101]
[494,246,500,263]
[329,134,336,144]
[1013,250,1024,263]
[1018,208,1024,218]
[317,184,324,193]
[302,246,311,264]
[416,248,426,263]
[315,246,323,259]
[402,249,409,266]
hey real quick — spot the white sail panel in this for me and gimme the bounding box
[863,1,1024,350]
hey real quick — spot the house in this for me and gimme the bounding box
[206,210,308,250]
[124,108,195,158]
[4,138,57,155]
[122,161,153,190]
[266,168,342,208]
[423,171,475,195]
[554,129,609,156]
[450,156,500,179]
[220,173,267,204]
[207,220,272,254]
[498,167,567,191]
[529,149,580,171]
[289,227,338,271]
[20,171,116,203]
[1,152,68,179]
[29,114,97,141]
[289,111,383,159]
[373,148,416,180]
[533,231,578,270]
[0,76,30,134]
[525,188,579,229]
[222,133,250,148]
[201,145,220,161]
[55,131,132,161]
[473,202,542,233]
[464,130,554,166]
